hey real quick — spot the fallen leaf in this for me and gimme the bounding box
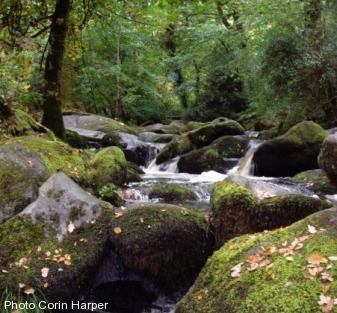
[307,253,328,265]
[115,212,124,218]
[41,267,49,278]
[24,286,35,295]
[318,294,334,313]
[68,222,75,233]
[308,225,317,234]
[19,283,25,289]
[231,263,242,278]
[113,227,122,235]
[44,282,49,288]
[323,284,331,294]
[328,256,337,262]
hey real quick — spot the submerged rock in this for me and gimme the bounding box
[178,135,248,174]
[253,121,327,177]
[110,204,213,291]
[88,146,142,190]
[210,181,330,247]
[149,183,197,202]
[156,120,245,164]
[318,134,337,183]
[293,169,337,194]
[176,207,337,313]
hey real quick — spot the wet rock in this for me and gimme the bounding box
[149,183,197,202]
[178,135,248,174]
[88,146,142,190]
[156,120,245,164]
[110,204,213,291]
[139,132,173,143]
[176,207,337,313]
[0,174,113,301]
[253,121,327,177]
[318,134,337,183]
[210,181,330,247]
[293,169,337,194]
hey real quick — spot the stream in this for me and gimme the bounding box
[81,129,322,313]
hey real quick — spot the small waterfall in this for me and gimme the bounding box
[236,140,261,176]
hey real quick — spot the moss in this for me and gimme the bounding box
[64,129,88,149]
[176,209,337,313]
[156,135,192,164]
[89,146,141,189]
[2,134,87,183]
[283,121,326,146]
[149,183,197,202]
[293,169,337,194]
[110,204,213,291]
[0,208,113,301]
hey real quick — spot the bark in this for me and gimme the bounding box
[41,0,71,138]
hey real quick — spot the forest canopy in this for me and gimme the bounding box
[1,0,337,135]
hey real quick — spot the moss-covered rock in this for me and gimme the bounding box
[156,120,245,164]
[210,182,330,247]
[318,134,337,183]
[176,208,337,313]
[253,121,327,177]
[89,146,142,189]
[64,129,89,148]
[178,136,248,174]
[293,169,337,194]
[149,183,197,202]
[110,204,213,291]
[211,182,255,247]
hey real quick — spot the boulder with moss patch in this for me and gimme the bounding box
[0,173,113,302]
[156,120,245,164]
[89,146,142,190]
[110,204,213,291]
[318,134,337,183]
[149,183,197,202]
[253,121,327,177]
[211,182,329,247]
[293,169,337,194]
[178,136,248,174]
[176,207,337,313]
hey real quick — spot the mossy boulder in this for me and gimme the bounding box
[64,129,89,148]
[176,207,337,313]
[178,136,249,174]
[0,135,88,221]
[210,182,330,247]
[211,182,255,247]
[293,169,337,194]
[110,204,213,291]
[89,146,142,190]
[0,174,113,302]
[156,120,245,164]
[318,134,337,183]
[253,121,327,177]
[149,183,197,202]
[63,113,136,135]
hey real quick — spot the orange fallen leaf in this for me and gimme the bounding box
[113,227,122,235]
[307,253,328,265]
[115,212,124,218]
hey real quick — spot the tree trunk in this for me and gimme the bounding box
[41,0,71,138]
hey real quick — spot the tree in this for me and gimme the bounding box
[41,0,71,138]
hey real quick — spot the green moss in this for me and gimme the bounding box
[2,134,87,183]
[89,146,141,189]
[149,183,197,202]
[176,209,337,313]
[156,135,192,164]
[0,209,113,299]
[110,204,212,291]
[293,169,337,194]
[211,182,254,212]
[283,121,326,146]
[64,129,88,149]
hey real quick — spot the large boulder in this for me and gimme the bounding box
[156,120,245,164]
[0,173,113,302]
[293,169,337,194]
[149,183,197,202]
[318,134,337,183]
[109,204,213,291]
[178,135,248,174]
[211,182,330,247]
[88,146,142,190]
[253,121,327,177]
[0,135,88,222]
[176,207,337,313]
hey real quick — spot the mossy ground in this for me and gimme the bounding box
[149,183,197,202]
[110,204,213,291]
[176,209,337,313]
[0,208,113,302]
